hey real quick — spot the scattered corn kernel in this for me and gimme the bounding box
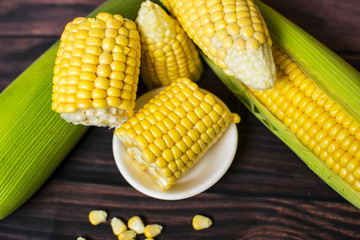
[111,217,128,236]
[88,210,107,225]
[144,224,163,238]
[127,216,145,234]
[77,237,86,240]
[118,230,137,240]
[192,215,212,230]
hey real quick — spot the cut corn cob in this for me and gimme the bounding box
[136,0,203,89]
[203,1,360,208]
[160,0,276,90]
[115,78,240,189]
[52,12,141,127]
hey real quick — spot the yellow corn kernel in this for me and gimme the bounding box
[77,237,86,240]
[160,0,275,90]
[127,216,145,234]
[52,12,141,127]
[144,224,163,238]
[111,217,127,236]
[115,78,239,189]
[192,215,212,230]
[136,1,203,89]
[88,210,107,225]
[118,230,137,240]
[250,47,360,193]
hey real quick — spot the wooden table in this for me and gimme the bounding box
[1,0,359,239]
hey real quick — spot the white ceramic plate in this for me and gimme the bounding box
[112,88,238,200]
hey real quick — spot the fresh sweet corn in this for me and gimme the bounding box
[88,209,108,225]
[136,1,203,89]
[115,78,240,189]
[111,217,128,236]
[144,224,163,238]
[249,47,360,191]
[160,0,275,90]
[192,215,212,230]
[52,12,141,127]
[127,216,145,234]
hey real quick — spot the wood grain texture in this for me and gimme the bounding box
[1,0,360,239]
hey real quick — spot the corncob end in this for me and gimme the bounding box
[52,13,141,127]
[136,0,203,89]
[159,0,276,90]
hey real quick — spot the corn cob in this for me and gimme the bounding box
[115,78,240,189]
[0,0,144,220]
[136,0,203,89]
[159,0,276,90]
[202,1,360,208]
[250,47,360,190]
[52,12,141,127]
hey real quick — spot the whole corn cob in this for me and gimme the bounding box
[52,12,141,127]
[136,0,203,89]
[115,78,240,189]
[160,0,276,90]
[203,1,360,208]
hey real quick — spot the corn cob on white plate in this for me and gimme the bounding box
[112,87,238,200]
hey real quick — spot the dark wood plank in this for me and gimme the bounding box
[1,0,360,239]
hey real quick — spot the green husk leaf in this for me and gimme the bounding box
[255,0,360,125]
[201,2,360,208]
[0,0,151,220]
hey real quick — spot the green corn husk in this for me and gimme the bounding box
[0,0,149,220]
[202,1,360,208]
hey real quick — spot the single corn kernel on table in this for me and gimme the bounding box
[0,0,360,239]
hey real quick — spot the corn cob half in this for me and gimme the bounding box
[52,12,141,127]
[115,78,240,189]
[160,0,276,90]
[136,0,203,89]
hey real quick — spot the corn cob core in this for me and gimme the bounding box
[136,1,203,89]
[160,0,276,90]
[250,48,360,191]
[115,78,239,189]
[52,13,141,127]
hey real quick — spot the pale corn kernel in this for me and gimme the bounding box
[127,216,145,234]
[111,217,128,236]
[77,237,86,240]
[118,230,137,240]
[88,210,107,225]
[192,215,212,230]
[144,224,163,238]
